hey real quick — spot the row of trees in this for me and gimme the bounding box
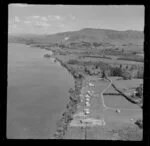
[66,59,143,79]
[83,64,143,80]
[54,78,83,139]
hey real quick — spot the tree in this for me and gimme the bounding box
[135,84,143,98]
[137,69,143,79]
[126,65,129,70]
[102,70,107,78]
[110,66,122,76]
[122,70,132,80]
[120,64,122,69]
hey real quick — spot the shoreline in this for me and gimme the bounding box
[12,43,142,139]
[52,57,85,139]
[45,52,142,139]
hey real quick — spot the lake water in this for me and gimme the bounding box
[7,43,74,139]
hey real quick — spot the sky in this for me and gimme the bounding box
[8,4,144,34]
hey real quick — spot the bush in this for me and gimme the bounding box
[117,56,144,63]
[135,119,143,129]
[67,59,80,65]
[135,84,143,98]
[137,69,143,79]
[110,67,123,76]
[122,70,132,80]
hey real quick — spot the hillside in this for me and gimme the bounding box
[8,28,144,49]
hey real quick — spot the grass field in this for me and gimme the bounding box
[104,95,140,109]
[113,78,143,90]
[79,57,143,65]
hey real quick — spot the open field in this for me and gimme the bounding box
[48,47,143,140]
[113,78,143,89]
[103,95,140,109]
[8,27,144,140]
[65,76,142,140]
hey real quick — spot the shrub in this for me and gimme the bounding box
[135,84,143,98]
[67,59,80,65]
[117,56,144,63]
[135,119,143,129]
[122,70,132,80]
[137,69,143,79]
[110,67,123,76]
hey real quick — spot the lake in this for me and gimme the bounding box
[7,43,74,139]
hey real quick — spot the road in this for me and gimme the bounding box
[65,76,142,139]
[100,78,141,111]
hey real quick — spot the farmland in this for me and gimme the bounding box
[8,28,144,140]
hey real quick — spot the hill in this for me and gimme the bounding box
[8,28,144,50]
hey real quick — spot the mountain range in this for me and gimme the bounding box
[8,28,144,47]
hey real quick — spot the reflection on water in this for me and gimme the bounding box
[7,43,74,139]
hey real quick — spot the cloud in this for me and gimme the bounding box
[69,14,76,20]
[55,16,64,20]
[23,20,31,24]
[14,16,20,22]
[48,15,65,21]
[8,23,23,34]
[10,14,77,34]
[9,23,17,28]
[26,15,49,22]
[58,23,65,28]
[40,16,48,21]
[25,15,51,28]
[35,21,50,28]
[26,15,66,22]
[27,16,40,19]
